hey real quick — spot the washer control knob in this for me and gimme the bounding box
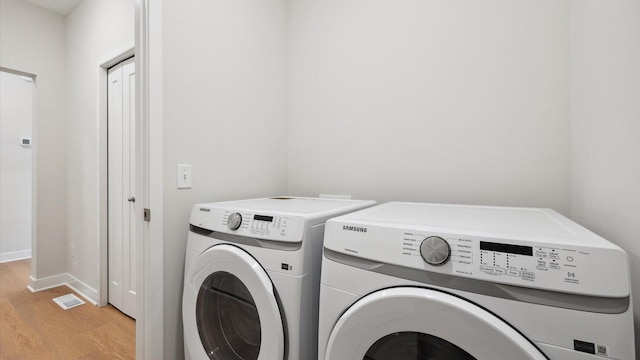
[227,213,243,230]
[420,236,451,266]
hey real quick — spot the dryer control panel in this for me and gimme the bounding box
[190,207,305,243]
[222,211,294,237]
[324,222,630,298]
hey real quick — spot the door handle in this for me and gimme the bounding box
[128,196,136,203]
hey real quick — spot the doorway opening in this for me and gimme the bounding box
[0,69,35,265]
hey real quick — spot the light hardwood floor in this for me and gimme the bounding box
[0,259,135,359]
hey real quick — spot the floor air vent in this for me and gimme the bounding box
[52,293,85,310]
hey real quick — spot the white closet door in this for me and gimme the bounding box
[108,57,136,319]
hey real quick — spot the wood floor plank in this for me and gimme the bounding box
[10,286,68,308]
[0,267,26,306]
[6,261,30,283]
[82,322,136,360]
[0,301,54,360]
[0,260,135,359]
[17,300,97,358]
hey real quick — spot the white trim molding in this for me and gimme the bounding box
[28,272,99,305]
[0,250,31,263]
[137,0,164,358]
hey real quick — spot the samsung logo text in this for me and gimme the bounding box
[342,225,367,233]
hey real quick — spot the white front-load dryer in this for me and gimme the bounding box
[183,196,375,360]
[318,202,635,360]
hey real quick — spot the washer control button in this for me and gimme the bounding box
[420,236,451,266]
[227,213,243,230]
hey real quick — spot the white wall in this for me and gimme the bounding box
[0,71,33,262]
[65,0,135,298]
[569,0,640,351]
[0,0,67,278]
[162,0,288,357]
[287,0,571,215]
[151,1,639,358]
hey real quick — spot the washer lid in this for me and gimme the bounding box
[324,287,547,360]
[332,202,619,247]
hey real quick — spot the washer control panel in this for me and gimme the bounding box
[477,241,568,282]
[190,206,305,243]
[324,224,630,297]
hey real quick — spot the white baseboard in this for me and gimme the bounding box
[28,273,69,292]
[29,273,99,306]
[66,274,99,305]
[0,249,31,263]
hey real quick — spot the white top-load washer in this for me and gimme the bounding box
[318,202,635,360]
[183,196,375,360]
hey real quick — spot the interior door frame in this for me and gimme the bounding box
[136,0,164,358]
[96,0,163,358]
[98,47,136,309]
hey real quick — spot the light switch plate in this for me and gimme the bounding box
[177,164,192,189]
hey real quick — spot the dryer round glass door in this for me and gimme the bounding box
[324,287,547,360]
[196,271,261,359]
[183,244,285,360]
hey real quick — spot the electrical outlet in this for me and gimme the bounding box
[70,243,76,257]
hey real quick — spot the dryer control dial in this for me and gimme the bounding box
[227,213,243,230]
[420,236,451,266]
